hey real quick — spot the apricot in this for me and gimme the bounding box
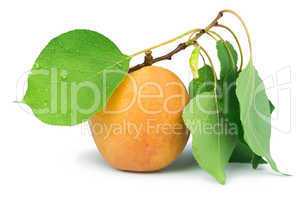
[89,66,189,172]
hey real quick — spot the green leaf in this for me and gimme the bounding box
[183,91,237,184]
[216,40,239,129]
[188,65,215,99]
[217,41,248,160]
[230,142,266,164]
[236,60,281,173]
[216,40,238,82]
[189,46,200,78]
[216,40,267,168]
[251,100,275,168]
[230,101,274,167]
[230,142,257,162]
[250,100,275,168]
[23,29,130,125]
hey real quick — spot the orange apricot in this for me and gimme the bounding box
[89,66,189,172]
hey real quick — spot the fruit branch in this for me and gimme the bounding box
[128,11,223,73]
[128,9,252,72]
[129,43,189,72]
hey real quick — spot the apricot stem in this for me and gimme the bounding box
[207,30,223,41]
[220,9,253,64]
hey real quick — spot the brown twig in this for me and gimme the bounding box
[128,11,223,73]
[143,51,154,66]
[129,43,188,73]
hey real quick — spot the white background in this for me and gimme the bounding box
[0,0,305,199]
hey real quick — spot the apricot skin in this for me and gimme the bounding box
[90,66,189,172]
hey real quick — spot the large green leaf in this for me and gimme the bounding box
[188,65,215,99]
[217,41,250,160]
[23,29,130,125]
[236,60,280,173]
[235,100,274,168]
[183,91,237,184]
